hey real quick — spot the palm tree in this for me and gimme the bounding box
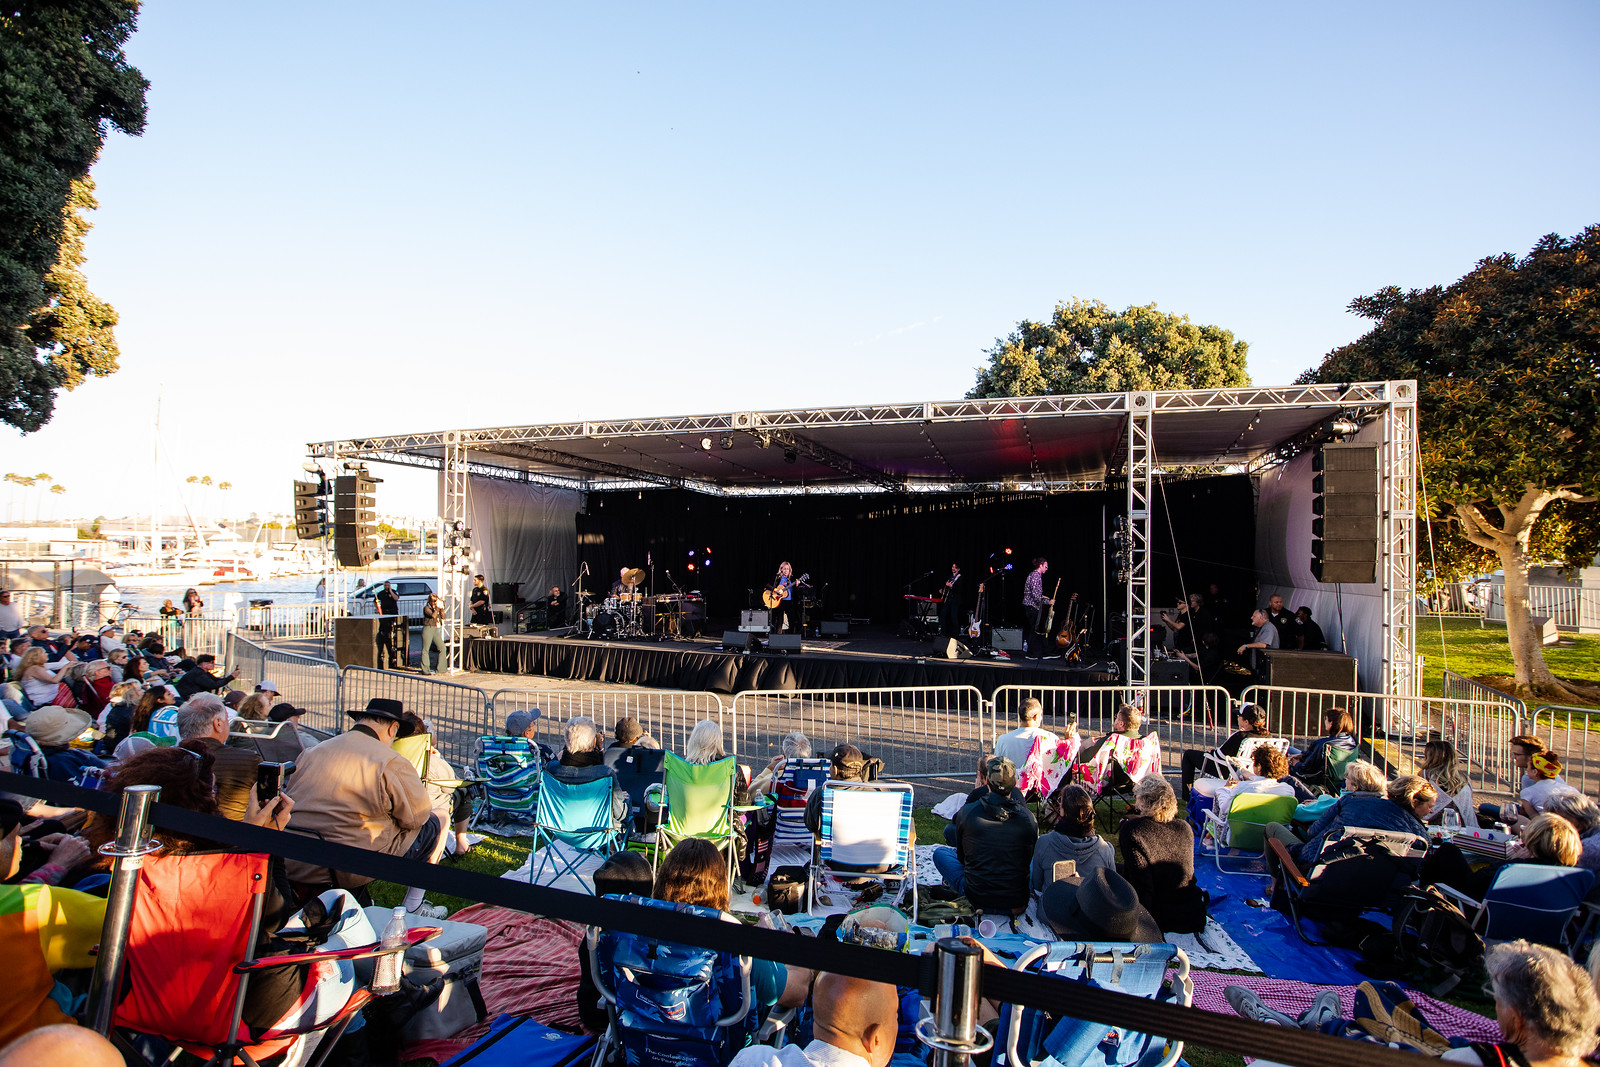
[48,483,66,522]
[31,473,51,524]
[3,473,20,523]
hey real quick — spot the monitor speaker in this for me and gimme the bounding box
[722,631,753,651]
[991,628,1024,651]
[1149,660,1188,685]
[937,637,973,660]
[333,616,379,669]
[819,620,850,636]
[767,634,803,654]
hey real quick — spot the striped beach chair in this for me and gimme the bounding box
[769,756,833,868]
[468,736,545,832]
[808,780,916,922]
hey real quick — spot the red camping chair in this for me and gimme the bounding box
[111,851,438,1067]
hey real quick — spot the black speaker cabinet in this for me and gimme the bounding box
[492,581,520,605]
[1265,650,1358,692]
[819,620,850,636]
[333,616,379,669]
[722,630,753,651]
[767,634,804,654]
[1149,660,1188,685]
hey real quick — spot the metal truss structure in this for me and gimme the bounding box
[308,380,1418,691]
[439,433,469,672]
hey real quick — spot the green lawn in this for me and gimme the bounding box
[368,831,530,914]
[1418,616,1600,706]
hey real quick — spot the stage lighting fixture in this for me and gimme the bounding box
[783,450,797,464]
[1329,415,1359,438]
[720,435,733,450]
[1004,547,1013,555]
[700,437,713,450]
[687,563,696,571]
[705,547,712,554]
[1004,563,1013,571]
[704,558,711,566]
[688,549,695,556]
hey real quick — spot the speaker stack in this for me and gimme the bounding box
[1311,444,1379,584]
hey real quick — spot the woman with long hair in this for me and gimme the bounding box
[129,683,174,734]
[1419,739,1474,825]
[15,647,72,707]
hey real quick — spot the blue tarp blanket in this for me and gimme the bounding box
[1192,856,1366,983]
[441,1013,595,1067]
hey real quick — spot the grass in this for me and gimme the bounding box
[1418,616,1600,706]
[368,830,531,913]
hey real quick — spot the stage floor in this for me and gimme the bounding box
[465,623,1120,697]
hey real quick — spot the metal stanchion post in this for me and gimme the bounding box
[86,784,163,1035]
[915,937,994,1067]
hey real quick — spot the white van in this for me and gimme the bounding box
[348,576,438,618]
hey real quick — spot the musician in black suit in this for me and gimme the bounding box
[938,563,966,638]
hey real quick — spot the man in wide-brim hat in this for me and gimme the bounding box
[283,698,439,897]
[1039,866,1163,942]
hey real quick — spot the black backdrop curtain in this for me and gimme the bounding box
[575,476,1256,639]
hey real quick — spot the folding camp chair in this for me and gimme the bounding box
[649,752,738,882]
[807,780,917,921]
[148,705,180,740]
[994,942,1193,1067]
[1200,736,1289,781]
[769,756,833,868]
[6,729,47,777]
[111,851,438,1067]
[468,735,546,832]
[605,744,668,834]
[1436,863,1596,953]
[587,894,764,1067]
[1078,732,1161,819]
[1202,791,1298,873]
[529,769,626,892]
[1268,827,1428,945]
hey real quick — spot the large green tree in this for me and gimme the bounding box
[1301,227,1600,701]
[1,1,147,432]
[968,298,1251,398]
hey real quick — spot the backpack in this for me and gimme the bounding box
[765,865,809,914]
[914,883,978,926]
[1361,885,1484,994]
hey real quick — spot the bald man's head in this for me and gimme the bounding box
[812,973,899,1067]
[0,1025,123,1067]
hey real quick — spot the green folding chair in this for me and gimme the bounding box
[1204,791,1298,874]
[649,752,738,882]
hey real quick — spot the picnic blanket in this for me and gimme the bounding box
[1190,971,1500,1046]
[401,904,589,1064]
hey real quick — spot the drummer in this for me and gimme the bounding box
[611,566,646,598]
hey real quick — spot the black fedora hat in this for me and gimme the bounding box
[351,697,404,722]
[1040,867,1162,943]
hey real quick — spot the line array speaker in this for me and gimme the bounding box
[1311,444,1379,584]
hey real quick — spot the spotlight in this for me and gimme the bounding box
[720,435,733,450]
[700,437,712,450]
[705,547,711,554]
[783,450,797,464]
[703,558,711,567]
[1004,547,1013,555]
[687,562,696,571]
[1330,416,1360,438]
[688,549,695,556]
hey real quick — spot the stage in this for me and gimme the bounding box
[464,625,1119,696]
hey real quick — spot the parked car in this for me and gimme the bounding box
[348,576,437,619]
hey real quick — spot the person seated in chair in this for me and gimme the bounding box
[1075,702,1143,768]
[1439,941,1600,1067]
[1193,744,1305,815]
[174,694,260,820]
[1288,706,1356,785]
[1039,866,1163,942]
[1029,784,1113,907]
[285,698,445,915]
[20,706,106,784]
[605,716,659,753]
[1544,792,1600,871]
[933,755,1037,916]
[1118,775,1206,934]
[748,730,811,801]
[1180,702,1270,798]
[1263,767,1423,881]
[547,716,629,824]
[993,698,1057,770]
[730,971,900,1067]
[803,742,885,837]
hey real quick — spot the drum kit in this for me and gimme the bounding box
[581,567,705,640]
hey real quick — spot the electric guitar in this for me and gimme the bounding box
[967,582,986,639]
[1038,578,1062,634]
[761,573,809,610]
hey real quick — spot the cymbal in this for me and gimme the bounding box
[621,567,648,587]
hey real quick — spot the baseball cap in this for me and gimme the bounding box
[256,680,280,694]
[983,754,1018,793]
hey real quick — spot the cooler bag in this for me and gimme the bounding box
[363,907,488,1040]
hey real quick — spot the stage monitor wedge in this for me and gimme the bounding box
[767,634,803,654]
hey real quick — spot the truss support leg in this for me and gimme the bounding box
[1382,381,1419,697]
[440,432,469,674]
[1126,392,1154,688]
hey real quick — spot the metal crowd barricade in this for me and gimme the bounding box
[338,666,492,766]
[487,688,729,757]
[226,632,270,691]
[1241,685,1525,802]
[1525,704,1599,797]
[990,684,1235,777]
[236,602,332,642]
[728,686,985,779]
[120,611,233,658]
[261,647,342,737]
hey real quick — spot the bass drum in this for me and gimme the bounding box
[590,610,620,638]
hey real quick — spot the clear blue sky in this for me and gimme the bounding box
[7,0,1597,523]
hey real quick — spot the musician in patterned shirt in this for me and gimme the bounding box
[1023,558,1050,659]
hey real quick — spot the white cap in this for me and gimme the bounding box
[256,680,280,694]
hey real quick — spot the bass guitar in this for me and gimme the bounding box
[1038,578,1062,634]
[761,573,809,610]
[967,582,986,639]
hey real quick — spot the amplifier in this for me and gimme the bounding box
[460,624,499,640]
[1264,650,1358,692]
[739,609,771,633]
[514,605,548,633]
[991,627,1024,651]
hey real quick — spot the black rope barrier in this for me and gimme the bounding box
[1,772,1437,1067]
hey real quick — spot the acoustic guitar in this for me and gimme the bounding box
[1054,593,1080,648]
[761,573,809,610]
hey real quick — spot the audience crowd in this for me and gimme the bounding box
[4,598,1600,1067]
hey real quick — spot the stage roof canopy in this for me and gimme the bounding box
[308,381,1412,496]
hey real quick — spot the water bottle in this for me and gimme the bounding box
[370,906,408,995]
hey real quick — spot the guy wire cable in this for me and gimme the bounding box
[1417,462,1449,676]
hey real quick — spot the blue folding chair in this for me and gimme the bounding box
[529,769,624,892]
[1438,863,1596,952]
[808,780,917,921]
[469,736,547,832]
[587,895,760,1067]
[995,942,1193,1067]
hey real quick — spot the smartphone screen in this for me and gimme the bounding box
[256,762,283,805]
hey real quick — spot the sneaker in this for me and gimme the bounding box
[1297,990,1342,1030]
[411,902,450,919]
[1224,986,1298,1027]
